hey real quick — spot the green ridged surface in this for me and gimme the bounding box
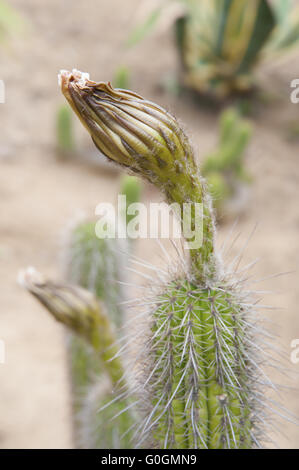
[60,75,266,449]
[149,280,252,449]
[65,220,131,448]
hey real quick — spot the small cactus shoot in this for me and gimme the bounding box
[202,108,252,217]
[56,104,74,158]
[58,70,284,448]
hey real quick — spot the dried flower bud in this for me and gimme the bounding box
[59,69,199,203]
[18,267,125,386]
[18,266,101,340]
[59,70,216,282]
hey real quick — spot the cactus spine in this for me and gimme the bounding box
[56,104,74,159]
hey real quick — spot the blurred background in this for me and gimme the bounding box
[0,0,299,448]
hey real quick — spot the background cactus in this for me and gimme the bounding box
[18,268,134,448]
[58,71,286,448]
[56,104,74,159]
[120,175,143,227]
[175,0,276,97]
[113,65,131,90]
[63,218,127,447]
[62,175,141,448]
[127,0,299,98]
[177,0,299,97]
[137,278,257,448]
[0,1,25,45]
[201,108,252,218]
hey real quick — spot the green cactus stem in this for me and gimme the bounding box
[113,65,131,90]
[202,108,252,216]
[64,219,125,428]
[56,104,74,158]
[65,219,126,328]
[144,279,253,449]
[120,175,143,228]
[174,0,275,97]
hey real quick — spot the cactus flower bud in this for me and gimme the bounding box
[59,70,196,195]
[59,70,216,282]
[19,267,125,386]
[19,266,101,339]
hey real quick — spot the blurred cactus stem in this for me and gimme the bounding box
[113,65,131,90]
[66,219,126,328]
[175,0,276,97]
[0,1,26,44]
[59,69,216,283]
[56,104,74,159]
[19,267,125,389]
[120,174,142,227]
[202,108,252,216]
[64,219,127,446]
[63,177,141,448]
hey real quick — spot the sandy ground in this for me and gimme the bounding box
[0,0,298,448]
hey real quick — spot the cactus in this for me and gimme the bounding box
[65,219,126,327]
[201,108,252,217]
[19,267,135,449]
[18,268,126,386]
[176,0,299,97]
[127,1,299,98]
[141,280,255,448]
[63,219,127,447]
[266,0,299,53]
[56,104,74,159]
[58,70,290,448]
[0,1,25,44]
[120,175,143,227]
[62,177,141,448]
[113,66,131,90]
[175,0,299,96]
[20,172,142,448]
[175,0,276,97]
